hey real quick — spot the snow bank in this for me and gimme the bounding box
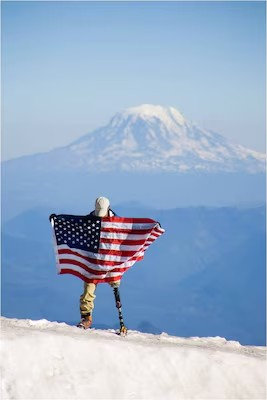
[1,317,266,400]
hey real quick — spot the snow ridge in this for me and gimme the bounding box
[1,317,266,400]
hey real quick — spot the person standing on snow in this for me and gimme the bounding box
[77,196,122,330]
[50,195,164,334]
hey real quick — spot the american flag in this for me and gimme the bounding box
[50,214,165,284]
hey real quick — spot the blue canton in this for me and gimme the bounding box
[53,214,102,253]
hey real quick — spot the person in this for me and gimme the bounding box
[77,196,120,329]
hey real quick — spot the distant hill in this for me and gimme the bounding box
[2,205,266,345]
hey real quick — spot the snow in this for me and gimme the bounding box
[120,104,186,127]
[65,104,266,174]
[1,317,266,400]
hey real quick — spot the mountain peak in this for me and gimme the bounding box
[65,103,265,173]
[111,104,186,128]
[8,104,264,174]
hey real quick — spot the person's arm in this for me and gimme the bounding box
[109,209,117,217]
[49,213,56,222]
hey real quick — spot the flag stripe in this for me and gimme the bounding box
[100,231,153,240]
[58,247,130,264]
[101,221,158,231]
[100,237,148,246]
[98,248,139,257]
[60,258,106,275]
[102,217,158,224]
[100,227,155,235]
[99,242,142,251]
[60,268,123,284]
[59,258,131,275]
[58,247,144,267]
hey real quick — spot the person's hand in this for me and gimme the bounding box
[49,213,56,222]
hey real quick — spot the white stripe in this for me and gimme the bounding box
[99,242,142,252]
[58,243,144,260]
[58,242,148,260]
[101,221,157,230]
[59,263,124,280]
[100,231,151,241]
[57,245,130,262]
[58,253,138,271]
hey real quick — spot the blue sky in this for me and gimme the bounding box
[2,1,266,160]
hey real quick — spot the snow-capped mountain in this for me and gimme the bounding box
[2,104,266,220]
[3,104,265,173]
[59,104,265,173]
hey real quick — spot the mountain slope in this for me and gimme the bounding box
[68,104,265,173]
[1,317,266,400]
[3,104,266,173]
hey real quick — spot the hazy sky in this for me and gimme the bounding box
[2,1,266,161]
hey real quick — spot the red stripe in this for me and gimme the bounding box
[112,266,130,273]
[58,248,144,267]
[98,248,137,257]
[59,259,104,275]
[58,248,122,266]
[100,237,146,245]
[101,227,154,235]
[155,227,165,234]
[60,269,122,284]
[59,258,131,274]
[102,217,157,224]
